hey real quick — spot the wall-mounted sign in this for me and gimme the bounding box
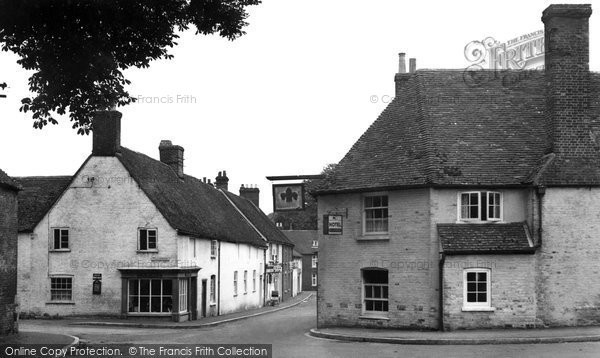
[92,273,102,295]
[266,264,282,273]
[323,214,343,235]
[272,184,305,212]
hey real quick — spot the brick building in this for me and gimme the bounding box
[315,4,600,330]
[15,111,290,321]
[0,169,20,335]
[283,230,318,291]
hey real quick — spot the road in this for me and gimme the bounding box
[20,295,600,358]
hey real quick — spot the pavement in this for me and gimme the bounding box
[0,331,78,347]
[63,291,313,329]
[309,325,600,345]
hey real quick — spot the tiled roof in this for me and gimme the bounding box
[316,70,600,194]
[15,176,72,232]
[118,147,268,247]
[282,230,318,255]
[0,168,20,191]
[223,191,293,246]
[438,222,534,254]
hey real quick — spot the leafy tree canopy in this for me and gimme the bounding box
[0,0,260,134]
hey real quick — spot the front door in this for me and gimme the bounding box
[201,280,207,318]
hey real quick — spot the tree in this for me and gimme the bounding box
[0,0,260,134]
[270,164,337,231]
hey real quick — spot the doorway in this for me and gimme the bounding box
[201,279,207,318]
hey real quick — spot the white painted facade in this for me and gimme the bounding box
[17,156,266,319]
[292,255,302,296]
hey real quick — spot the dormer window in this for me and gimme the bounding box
[458,191,502,222]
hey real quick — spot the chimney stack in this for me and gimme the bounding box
[215,170,229,191]
[92,110,122,156]
[394,52,413,97]
[159,140,184,178]
[409,58,417,73]
[239,184,260,208]
[542,4,593,157]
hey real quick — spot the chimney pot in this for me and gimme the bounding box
[92,110,122,156]
[409,58,416,73]
[398,53,406,74]
[215,170,229,191]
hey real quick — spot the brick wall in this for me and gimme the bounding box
[443,255,539,330]
[0,187,18,335]
[301,254,317,291]
[536,188,600,326]
[317,189,439,329]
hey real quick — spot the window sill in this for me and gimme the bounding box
[137,250,159,253]
[209,303,216,306]
[210,256,216,259]
[456,220,503,224]
[49,249,71,253]
[359,314,390,321]
[357,235,390,241]
[46,301,75,305]
[462,306,496,312]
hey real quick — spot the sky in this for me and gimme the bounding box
[0,0,599,213]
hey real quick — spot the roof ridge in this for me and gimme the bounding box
[218,189,268,243]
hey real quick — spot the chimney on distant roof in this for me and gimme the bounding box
[394,52,413,97]
[239,184,259,208]
[92,110,122,156]
[159,140,184,178]
[215,170,229,191]
[409,58,417,73]
[542,4,593,157]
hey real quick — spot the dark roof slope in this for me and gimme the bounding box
[438,223,534,254]
[16,176,72,232]
[317,70,600,193]
[282,230,318,254]
[118,147,267,247]
[223,191,292,246]
[0,169,20,191]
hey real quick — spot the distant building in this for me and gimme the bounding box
[0,169,19,335]
[283,230,318,291]
[291,250,303,296]
[15,111,286,321]
[314,5,600,330]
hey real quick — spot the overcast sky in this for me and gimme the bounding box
[1,0,598,213]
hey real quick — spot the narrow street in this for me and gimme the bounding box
[19,295,600,358]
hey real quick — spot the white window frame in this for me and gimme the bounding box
[462,268,494,311]
[138,228,158,251]
[243,270,248,294]
[311,273,317,287]
[312,240,318,248]
[50,276,73,301]
[127,278,173,314]
[253,270,257,292]
[210,240,217,259]
[179,279,188,313]
[363,194,389,235]
[233,271,238,296]
[362,269,389,317]
[312,254,318,268]
[210,275,216,303]
[51,228,70,251]
[457,191,503,222]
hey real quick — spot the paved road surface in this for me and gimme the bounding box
[20,295,600,358]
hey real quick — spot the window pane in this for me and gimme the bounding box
[477,272,487,281]
[478,293,487,302]
[54,229,60,249]
[373,286,381,298]
[151,297,161,312]
[382,286,388,299]
[163,280,172,295]
[129,280,139,295]
[162,296,172,312]
[151,279,161,295]
[366,301,373,311]
[477,282,487,292]
[139,230,147,250]
[470,205,479,218]
[365,197,373,208]
[140,279,150,295]
[128,296,139,312]
[148,230,157,249]
[374,301,382,311]
[467,293,477,302]
[466,272,476,281]
[140,297,150,312]
[467,282,476,292]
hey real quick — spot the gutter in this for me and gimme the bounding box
[439,252,445,332]
[535,186,546,248]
